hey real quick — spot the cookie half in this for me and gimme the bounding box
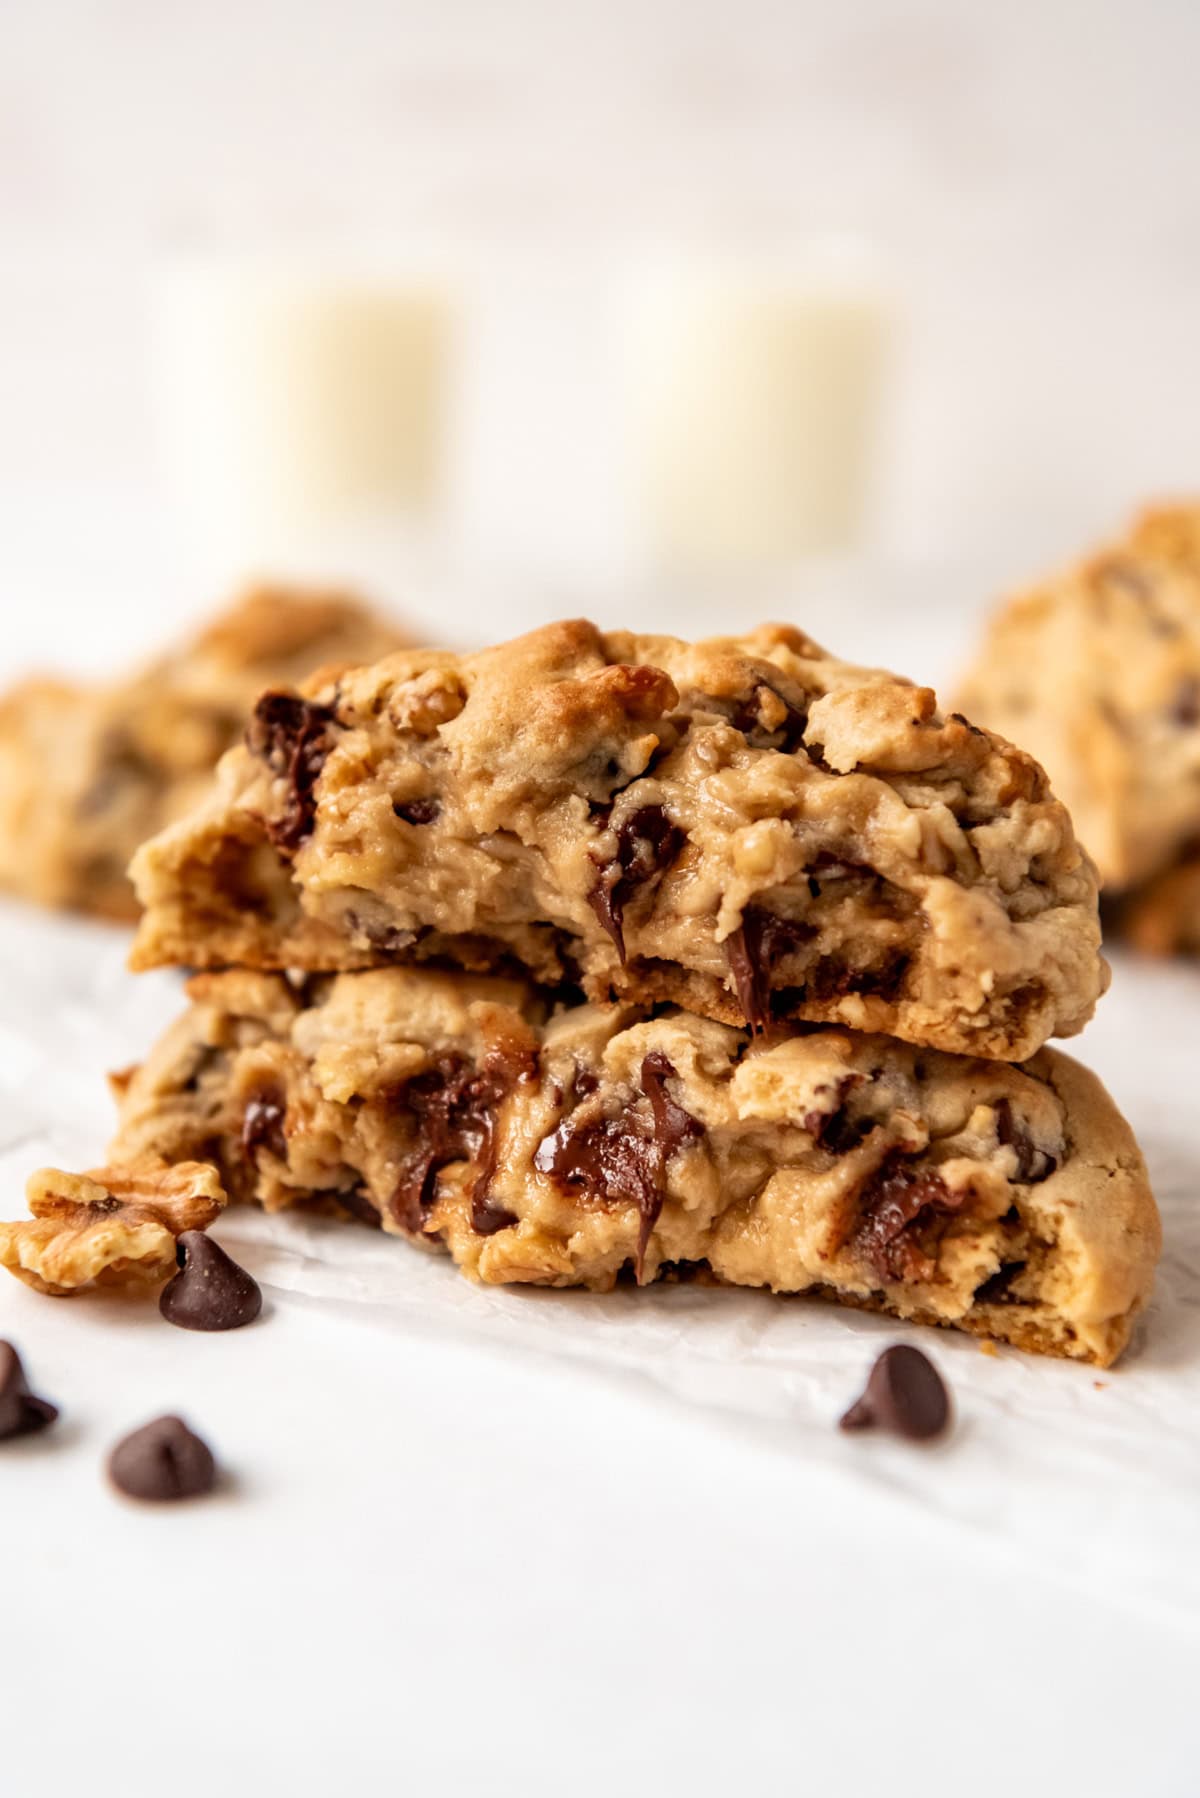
[130,620,1105,1060]
[108,967,1158,1366]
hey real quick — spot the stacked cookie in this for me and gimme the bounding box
[3,620,1159,1365]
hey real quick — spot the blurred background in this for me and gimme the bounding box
[2,0,1198,672]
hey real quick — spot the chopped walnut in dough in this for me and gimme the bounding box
[0,1161,226,1296]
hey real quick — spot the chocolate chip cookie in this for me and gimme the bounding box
[107,966,1159,1366]
[0,584,407,921]
[959,502,1200,920]
[130,620,1105,1061]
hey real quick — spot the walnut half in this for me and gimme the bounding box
[0,1160,227,1296]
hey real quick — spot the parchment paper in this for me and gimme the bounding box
[1,899,1197,1627]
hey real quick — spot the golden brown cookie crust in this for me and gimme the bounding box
[109,967,1158,1366]
[130,619,1106,1061]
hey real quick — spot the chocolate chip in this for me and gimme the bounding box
[534,1052,703,1280]
[803,1077,873,1155]
[242,1090,287,1162]
[108,1415,218,1502]
[726,681,810,752]
[245,691,337,852]
[839,1345,950,1441]
[973,1261,1026,1304]
[849,1160,967,1283]
[994,1098,1056,1184]
[588,804,685,960]
[159,1232,263,1332]
[471,1192,520,1236]
[0,1341,58,1440]
[393,796,441,826]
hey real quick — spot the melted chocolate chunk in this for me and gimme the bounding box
[160,1233,263,1332]
[725,911,817,1032]
[393,796,441,826]
[391,1055,501,1233]
[391,1042,536,1238]
[588,805,685,960]
[0,1341,58,1440]
[803,1078,873,1156]
[471,1190,520,1236]
[850,1160,967,1283]
[108,1415,218,1502]
[533,1052,703,1280]
[334,1186,384,1229]
[728,682,810,752]
[807,949,911,1006]
[245,691,337,852]
[994,1098,1057,1184]
[242,1090,287,1163]
[839,1345,950,1442]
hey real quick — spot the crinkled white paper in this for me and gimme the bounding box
[1,899,1198,1626]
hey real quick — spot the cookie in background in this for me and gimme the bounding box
[0,585,409,922]
[958,502,1200,954]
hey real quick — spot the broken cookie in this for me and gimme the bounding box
[108,967,1158,1366]
[129,619,1106,1062]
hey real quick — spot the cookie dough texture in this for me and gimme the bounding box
[109,967,1159,1366]
[960,502,1200,908]
[0,585,408,921]
[130,620,1106,1061]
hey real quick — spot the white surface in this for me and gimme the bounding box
[0,574,1198,1795]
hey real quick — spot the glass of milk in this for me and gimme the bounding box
[623,248,891,575]
[153,260,457,591]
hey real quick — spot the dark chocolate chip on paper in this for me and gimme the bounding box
[108,1415,217,1502]
[839,1344,950,1442]
[0,1340,59,1440]
[160,1232,263,1332]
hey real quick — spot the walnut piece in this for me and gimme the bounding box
[0,1160,227,1296]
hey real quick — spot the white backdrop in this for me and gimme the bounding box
[1,0,1199,629]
